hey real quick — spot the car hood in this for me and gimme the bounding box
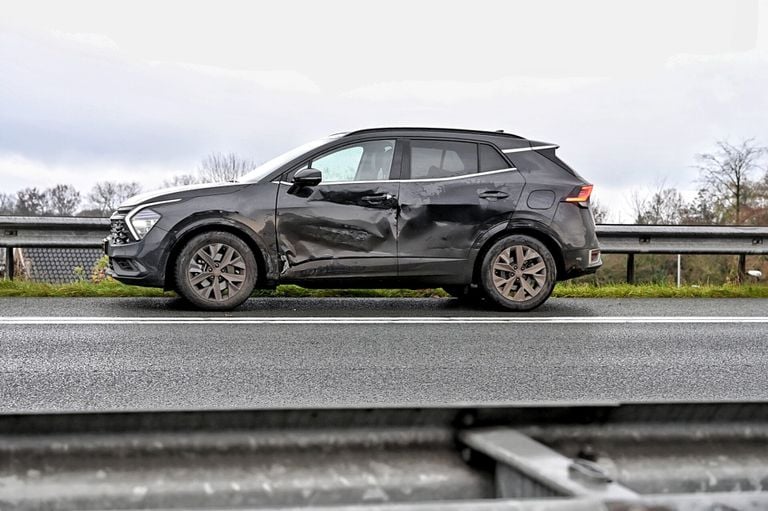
[118,182,250,209]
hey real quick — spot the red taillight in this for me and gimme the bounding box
[565,184,593,203]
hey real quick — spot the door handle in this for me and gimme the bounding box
[362,193,396,204]
[479,190,509,200]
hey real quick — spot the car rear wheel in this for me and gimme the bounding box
[175,231,257,310]
[480,234,556,312]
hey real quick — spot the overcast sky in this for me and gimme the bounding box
[2,0,767,220]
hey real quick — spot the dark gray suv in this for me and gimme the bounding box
[105,127,601,311]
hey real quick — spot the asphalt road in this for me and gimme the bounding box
[2,297,768,413]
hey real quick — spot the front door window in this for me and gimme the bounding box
[312,140,396,182]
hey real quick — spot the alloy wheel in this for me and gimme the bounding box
[491,245,547,302]
[187,243,247,302]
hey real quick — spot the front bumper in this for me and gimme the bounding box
[104,226,169,288]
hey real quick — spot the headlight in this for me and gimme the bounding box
[129,209,161,239]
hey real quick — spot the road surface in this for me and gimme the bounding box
[1,297,767,412]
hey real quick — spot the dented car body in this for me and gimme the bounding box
[105,127,601,310]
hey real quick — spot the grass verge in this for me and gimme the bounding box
[2,279,768,299]
[0,279,173,298]
[0,279,447,298]
[552,282,768,298]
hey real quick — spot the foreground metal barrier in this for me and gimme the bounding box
[2,216,768,282]
[2,402,768,509]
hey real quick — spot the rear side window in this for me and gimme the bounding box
[539,148,579,177]
[479,145,510,172]
[506,150,560,176]
[409,140,478,179]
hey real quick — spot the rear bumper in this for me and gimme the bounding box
[560,246,602,280]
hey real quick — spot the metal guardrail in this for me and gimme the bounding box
[0,216,109,280]
[4,403,768,509]
[596,224,768,254]
[596,224,768,283]
[2,216,768,282]
[0,216,110,247]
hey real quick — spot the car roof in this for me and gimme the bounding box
[339,127,539,151]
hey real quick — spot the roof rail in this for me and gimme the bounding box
[343,127,525,139]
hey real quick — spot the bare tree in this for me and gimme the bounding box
[117,182,142,201]
[15,187,47,216]
[681,188,723,224]
[163,173,199,188]
[695,139,767,223]
[45,184,81,216]
[88,181,142,214]
[0,193,15,215]
[76,208,107,218]
[198,152,256,183]
[88,182,119,214]
[590,199,609,224]
[630,185,684,224]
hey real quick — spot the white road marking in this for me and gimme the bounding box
[1,316,768,325]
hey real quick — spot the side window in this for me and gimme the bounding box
[506,151,554,175]
[479,144,511,172]
[311,140,396,182]
[409,140,478,179]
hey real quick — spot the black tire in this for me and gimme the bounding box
[175,231,258,311]
[480,234,556,312]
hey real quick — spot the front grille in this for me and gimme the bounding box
[110,217,133,245]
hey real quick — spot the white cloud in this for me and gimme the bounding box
[1,1,767,221]
[0,152,194,196]
[52,30,120,51]
[346,77,605,103]
[172,63,320,94]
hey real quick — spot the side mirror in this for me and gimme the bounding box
[293,168,322,187]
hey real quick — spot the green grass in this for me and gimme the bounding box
[552,282,768,298]
[0,279,447,298]
[1,279,768,299]
[0,279,173,298]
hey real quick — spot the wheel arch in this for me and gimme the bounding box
[162,215,275,291]
[471,221,565,284]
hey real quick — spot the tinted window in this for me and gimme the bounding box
[506,150,558,176]
[312,140,396,182]
[479,145,510,172]
[539,149,578,177]
[409,140,478,179]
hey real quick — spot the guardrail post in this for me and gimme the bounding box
[738,254,746,283]
[626,253,635,284]
[4,247,14,281]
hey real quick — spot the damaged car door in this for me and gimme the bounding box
[275,139,402,282]
[397,139,525,282]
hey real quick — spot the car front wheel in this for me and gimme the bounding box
[175,231,258,310]
[480,234,556,312]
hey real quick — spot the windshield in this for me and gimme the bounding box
[238,135,341,183]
